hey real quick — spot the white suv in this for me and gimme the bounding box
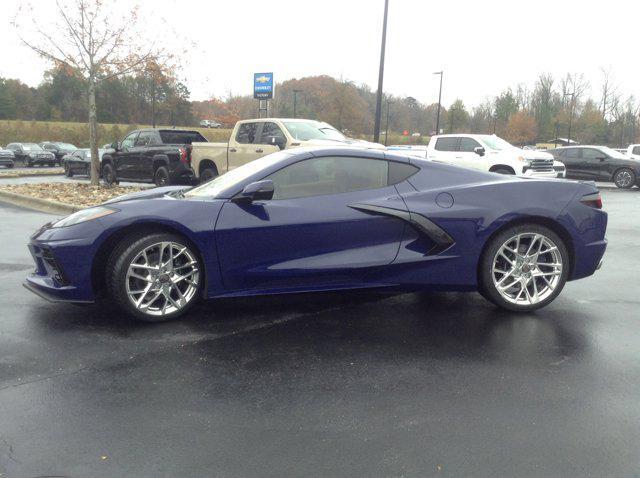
[425,134,566,178]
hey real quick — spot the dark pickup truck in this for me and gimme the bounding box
[101,129,207,186]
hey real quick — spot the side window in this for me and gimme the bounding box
[553,149,565,158]
[633,146,640,155]
[388,161,419,184]
[135,131,156,147]
[258,122,286,145]
[7,144,18,151]
[268,156,389,200]
[582,148,603,160]
[235,123,258,144]
[121,132,138,149]
[435,137,458,151]
[564,148,580,160]
[459,137,482,153]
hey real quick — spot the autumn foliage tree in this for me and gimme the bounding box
[505,111,537,145]
[15,0,167,185]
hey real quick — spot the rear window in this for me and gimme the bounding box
[435,137,458,151]
[388,161,419,184]
[159,130,207,144]
[633,146,640,155]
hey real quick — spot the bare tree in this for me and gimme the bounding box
[599,66,618,121]
[15,0,165,185]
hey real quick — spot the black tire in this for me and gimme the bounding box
[64,163,73,177]
[154,166,170,187]
[478,224,570,312]
[102,163,118,185]
[492,167,515,175]
[199,166,218,183]
[7,163,14,169]
[105,232,202,322]
[613,168,635,189]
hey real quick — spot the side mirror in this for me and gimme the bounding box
[268,136,286,150]
[474,146,485,156]
[235,179,274,203]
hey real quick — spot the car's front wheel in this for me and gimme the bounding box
[613,168,635,189]
[478,224,569,312]
[106,233,203,322]
[154,166,170,186]
[102,163,118,185]
[64,163,73,177]
[199,166,217,183]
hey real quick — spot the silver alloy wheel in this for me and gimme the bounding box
[491,233,562,305]
[125,241,200,316]
[615,170,633,188]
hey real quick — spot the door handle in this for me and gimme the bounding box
[255,149,264,153]
[229,148,237,153]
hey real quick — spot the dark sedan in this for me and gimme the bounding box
[0,148,15,168]
[24,147,607,322]
[40,142,78,166]
[62,148,107,177]
[5,143,56,166]
[549,145,640,189]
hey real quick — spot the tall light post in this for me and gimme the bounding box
[384,98,392,146]
[292,89,303,118]
[433,71,443,135]
[564,92,575,145]
[373,0,390,143]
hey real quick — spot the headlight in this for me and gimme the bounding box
[52,206,118,228]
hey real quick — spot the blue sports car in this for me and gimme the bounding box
[24,147,607,322]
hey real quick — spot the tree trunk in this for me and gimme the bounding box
[88,78,100,186]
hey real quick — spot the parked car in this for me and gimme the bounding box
[24,147,607,322]
[62,148,107,177]
[199,120,222,129]
[425,134,566,178]
[191,118,385,183]
[101,129,208,186]
[5,143,56,166]
[40,142,78,166]
[625,144,640,160]
[549,145,640,189]
[0,147,15,168]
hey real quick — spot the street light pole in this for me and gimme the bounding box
[433,71,443,135]
[384,98,392,146]
[564,92,575,145]
[373,0,389,143]
[292,89,303,118]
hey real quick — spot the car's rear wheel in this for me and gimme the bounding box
[613,168,635,189]
[478,224,569,312]
[102,163,118,185]
[64,163,73,177]
[154,166,170,186]
[199,166,217,183]
[106,233,202,322]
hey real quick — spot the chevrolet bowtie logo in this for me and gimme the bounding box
[255,75,271,83]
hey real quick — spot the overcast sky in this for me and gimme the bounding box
[1,0,637,108]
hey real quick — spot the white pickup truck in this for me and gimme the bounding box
[413,134,566,178]
[191,118,384,182]
[626,144,640,160]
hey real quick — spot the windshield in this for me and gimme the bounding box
[185,151,292,198]
[23,143,43,151]
[600,146,628,159]
[284,121,346,142]
[479,135,515,151]
[56,143,77,150]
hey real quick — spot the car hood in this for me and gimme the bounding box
[301,138,386,150]
[103,185,189,205]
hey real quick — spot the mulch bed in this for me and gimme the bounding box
[0,183,144,207]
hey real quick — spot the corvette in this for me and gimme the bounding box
[24,147,607,322]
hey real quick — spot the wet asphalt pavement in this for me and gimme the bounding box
[0,189,639,477]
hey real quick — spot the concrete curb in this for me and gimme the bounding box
[0,190,83,215]
[0,172,64,179]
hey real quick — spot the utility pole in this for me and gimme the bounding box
[433,71,443,135]
[373,0,389,143]
[293,89,303,118]
[384,98,392,146]
[564,92,575,145]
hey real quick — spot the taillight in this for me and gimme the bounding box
[580,192,602,209]
[178,147,190,165]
